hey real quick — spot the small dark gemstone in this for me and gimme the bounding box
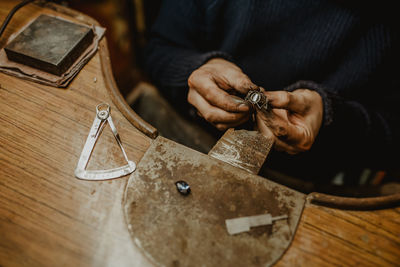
[175,180,191,196]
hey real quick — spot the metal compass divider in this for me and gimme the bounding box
[75,103,136,180]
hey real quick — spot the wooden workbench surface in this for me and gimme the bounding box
[0,2,399,266]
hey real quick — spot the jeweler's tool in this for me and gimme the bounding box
[75,103,136,180]
[4,14,94,76]
[245,87,270,112]
[225,213,288,235]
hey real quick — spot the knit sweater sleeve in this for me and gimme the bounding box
[285,81,400,169]
[144,0,231,89]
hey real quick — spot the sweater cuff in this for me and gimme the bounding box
[198,50,234,67]
[163,50,233,88]
[284,80,334,126]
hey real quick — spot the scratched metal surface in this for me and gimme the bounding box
[208,129,274,174]
[123,137,305,267]
[4,14,93,75]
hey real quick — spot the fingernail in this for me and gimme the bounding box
[230,95,246,104]
[230,95,249,111]
[238,103,250,111]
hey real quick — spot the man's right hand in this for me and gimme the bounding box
[187,58,257,131]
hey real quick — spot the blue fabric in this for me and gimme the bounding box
[144,0,399,180]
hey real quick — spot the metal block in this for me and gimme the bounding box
[4,14,94,76]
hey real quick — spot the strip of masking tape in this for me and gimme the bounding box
[226,214,288,235]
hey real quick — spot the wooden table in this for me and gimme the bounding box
[0,2,399,266]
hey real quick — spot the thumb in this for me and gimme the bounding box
[264,90,306,113]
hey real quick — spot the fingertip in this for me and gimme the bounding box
[248,82,259,91]
[214,123,228,131]
[262,90,273,99]
[238,103,250,112]
[234,77,258,94]
[228,95,250,112]
[262,90,290,109]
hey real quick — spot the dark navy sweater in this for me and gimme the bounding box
[144,0,399,181]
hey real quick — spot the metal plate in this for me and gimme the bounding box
[4,14,93,76]
[123,137,305,266]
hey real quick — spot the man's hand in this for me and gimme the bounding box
[187,58,257,130]
[256,89,323,154]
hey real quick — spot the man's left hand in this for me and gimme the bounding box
[256,89,323,154]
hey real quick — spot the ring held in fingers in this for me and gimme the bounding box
[245,87,270,113]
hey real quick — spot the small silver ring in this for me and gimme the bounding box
[244,88,269,112]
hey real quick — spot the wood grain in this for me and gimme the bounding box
[278,204,400,266]
[0,2,151,266]
[0,1,399,266]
